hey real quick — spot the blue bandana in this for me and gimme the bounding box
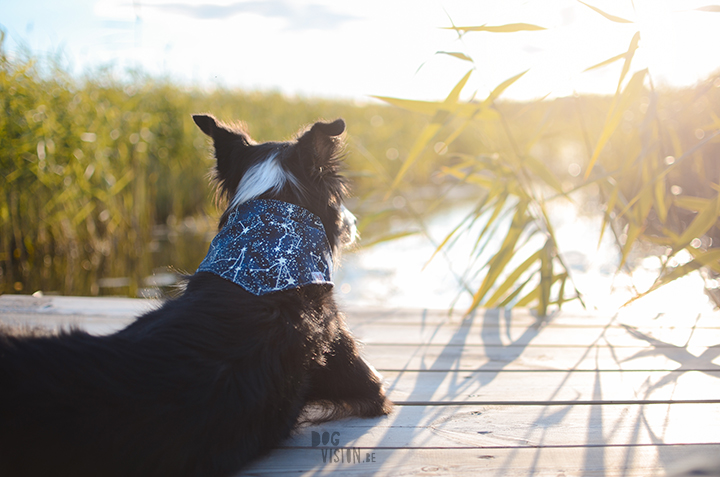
[197,199,334,295]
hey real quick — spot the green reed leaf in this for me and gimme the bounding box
[360,230,420,249]
[515,273,567,308]
[538,239,554,316]
[584,51,627,72]
[467,201,529,313]
[584,68,646,180]
[619,221,645,269]
[436,51,474,63]
[523,155,564,193]
[484,249,541,307]
[625,248,720,306]
[481,70,529,108]
[578,1,634,23]
[444,23,547,33]
[385,70,473,196]
[673,195,711,212]
[673,192,720,253]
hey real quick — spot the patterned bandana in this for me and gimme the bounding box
[197,199,334,295]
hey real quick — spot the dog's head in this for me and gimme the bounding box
[192,115,354,254]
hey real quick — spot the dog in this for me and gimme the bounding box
[0,116,392,477]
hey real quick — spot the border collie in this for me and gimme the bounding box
[0,116,392,477]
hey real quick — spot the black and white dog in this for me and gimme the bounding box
[0,116,392,477]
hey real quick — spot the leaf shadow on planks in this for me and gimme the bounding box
[352,308,720,477]
[376,308,545,475]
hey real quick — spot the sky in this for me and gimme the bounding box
[2,0,720,102]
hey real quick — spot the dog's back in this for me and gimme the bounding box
[0,277,339,476]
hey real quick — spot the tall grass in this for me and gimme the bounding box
[375,4,720,315]
[0,32,427,296]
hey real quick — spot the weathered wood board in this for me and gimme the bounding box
[2,294,719,476]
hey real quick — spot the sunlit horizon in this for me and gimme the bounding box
[2,0,719,103]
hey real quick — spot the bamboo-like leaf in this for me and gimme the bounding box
[384,70,473,196]
[440,166,496,189]
[584,51,627,72]
[557,274,568,310]
[689,246,720,274]
[584,68,647,180]
[673,195,711,212]
[538,239,554,316]
[615,130,720,218]
[523,155,564,193]
[633,161,655,226]
[619,222,645,269]
[480,70,529,108]
[472,193,510,256]
[498,271,538,307]
[654,174,668,223]
[616,32,641,93]
[437,51,474,62]
[356,209,396,234]
[644,232,674,247]
[360,231,419,249]
[445,69,474,104]
[578,1,634,23]
[371,96,449,116]
[598,182,620,248]
[108,169,135,196]
[387,122,443,196]
[372,96,499,121]
[625,248,720,306]
[515,273,567,307]
[71,201,96,227]
[467,201,529,312]
[706,110,720,131]
[423,204,480,269]
[485,249,542,307]
[673,192,720,252]
[443,23,546,33]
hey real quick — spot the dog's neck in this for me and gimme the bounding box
[196,199,334,295]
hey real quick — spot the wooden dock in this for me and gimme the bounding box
[1,294,719,476]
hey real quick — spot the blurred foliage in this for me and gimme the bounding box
[376,3,720,316]
[0,31,427,296]
[4,2,720,313]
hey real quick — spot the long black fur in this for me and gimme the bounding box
[0,116,392,477]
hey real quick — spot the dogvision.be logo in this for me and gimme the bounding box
[311,431,377,464]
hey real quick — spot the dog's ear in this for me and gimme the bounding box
[311,119,345,138]
[193,114,250,145]
[298,119,346,168]
[192,114,217,137]
[193,114,253,184]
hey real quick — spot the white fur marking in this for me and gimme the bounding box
[340,205,358,246]
[231,152,294,207]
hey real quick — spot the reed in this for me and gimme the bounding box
[374,4,720,315]
[0,32,426,296]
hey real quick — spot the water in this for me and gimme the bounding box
[52,201,718,317]
[335,202,718,317]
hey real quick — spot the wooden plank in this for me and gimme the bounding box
[380,369,720,403]
[4,295,717,350]
[361,343,720,372]
[238,444,720,476]
[351,322,720,348]
[0,295,157,317]
[4,295,720,330]
[284,403,720,448]
[348,306,720,329]
[0,295,149,335]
